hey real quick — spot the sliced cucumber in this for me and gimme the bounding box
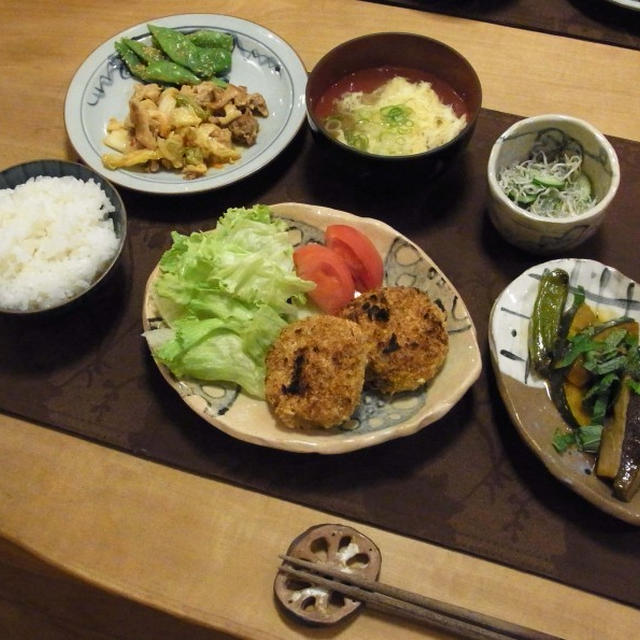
[573,172,592,199]
[532,172,566,189]
[514,192,538,205]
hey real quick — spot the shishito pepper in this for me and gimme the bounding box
[528,268,569,375]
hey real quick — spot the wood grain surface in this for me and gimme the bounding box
[1,1,640,638]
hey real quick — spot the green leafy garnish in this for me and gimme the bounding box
[552,429,576,453]
[627,377,640,395]
[577,424,604,453]
[553,424,603,454]
[144,205,315,398]
[547,281,640,456]
[554,330,598,368]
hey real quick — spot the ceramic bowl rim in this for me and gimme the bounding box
[487,113,620,225]
[305,31,482,162]
[0,158,127,315]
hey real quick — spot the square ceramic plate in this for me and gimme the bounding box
[64,14,307,194]
[489,258,640,524]
[142,202,482,454]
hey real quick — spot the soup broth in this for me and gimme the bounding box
[315,66,468,156]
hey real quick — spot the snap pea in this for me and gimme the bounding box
[143,60,201,85]
[198,47,232,76]
[147,24,214,78]
[114,25,234,85]
[114,39,151,82]
[528,268,569,375]
[115,39,201,85]
[186,29,234,51]
[121,37,165,64]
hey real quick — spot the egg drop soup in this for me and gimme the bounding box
[315,66,468,156]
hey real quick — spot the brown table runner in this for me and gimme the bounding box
[2,108,640,608]
[364,0,640,50]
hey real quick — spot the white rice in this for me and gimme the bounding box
[0,175,120,312]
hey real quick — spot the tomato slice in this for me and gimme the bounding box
[324,225,384,292]
[293,244,355,314]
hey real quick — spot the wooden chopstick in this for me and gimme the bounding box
[278,555,564,640]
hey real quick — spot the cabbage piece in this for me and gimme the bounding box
[103,123,131,153]
[101,149,160,169]
[157,132,185,168]
[147,205,315,398]
[147,311,285,398]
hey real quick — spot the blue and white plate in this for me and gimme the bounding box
[489,259,640,523]
[142,203,482,454]
[64,14,307,195]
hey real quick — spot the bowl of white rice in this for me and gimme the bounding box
[0,159,126,314]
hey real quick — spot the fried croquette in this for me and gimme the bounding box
[339,286,449,394]
[265,315,368,429]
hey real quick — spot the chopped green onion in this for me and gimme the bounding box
[344,130,368,151]
[380,104,412,127]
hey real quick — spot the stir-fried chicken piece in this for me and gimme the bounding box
[229,113,260,145]
[211,102,243,127]
[247,92,268,117]
[102,80,268,178]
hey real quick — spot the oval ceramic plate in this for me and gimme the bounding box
[64,14,307,194]
[142,202,482,454]
[489,258,640,524]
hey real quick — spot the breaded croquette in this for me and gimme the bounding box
[265,315,368,429]
[340,286,448,394]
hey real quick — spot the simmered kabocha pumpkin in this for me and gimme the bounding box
[530,268,640,502]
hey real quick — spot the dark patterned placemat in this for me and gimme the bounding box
[364,0,640,50]
[1,108,640,607]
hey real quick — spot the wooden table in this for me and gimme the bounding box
[1,1,639,638]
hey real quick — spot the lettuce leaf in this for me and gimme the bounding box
[144,205,314,398]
